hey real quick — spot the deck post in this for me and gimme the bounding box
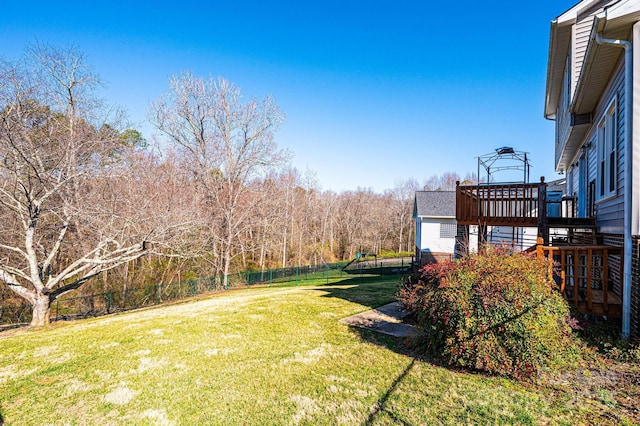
[537,177,548,245]
[478,224,487,253]
[535,236,544,259]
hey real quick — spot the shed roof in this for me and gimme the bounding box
[414,191,456,218]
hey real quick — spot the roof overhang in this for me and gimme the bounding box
[571,18,629,116]
[556,122,591,171]
[417,215,456,220]
[547,0,640,171]
[545,21,573,118]
[543,0,640,118]
[544,0,602,118]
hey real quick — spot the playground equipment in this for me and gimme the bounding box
[341,253,413,275]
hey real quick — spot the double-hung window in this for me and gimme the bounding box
[597,100,617,200]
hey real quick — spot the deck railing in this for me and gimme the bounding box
[456,182,543,227]
[535,238,623,317]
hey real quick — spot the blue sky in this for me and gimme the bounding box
[1,1,578,192]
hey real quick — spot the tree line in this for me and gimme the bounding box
[0,44,473,325]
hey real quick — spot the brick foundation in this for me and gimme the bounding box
[419,251,453,267]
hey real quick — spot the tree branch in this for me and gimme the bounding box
[48,271,100,300]
[0,243,29,261]
[41,215,71,278]
[0,267,36,304]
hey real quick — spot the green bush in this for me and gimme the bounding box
[398,247,583,379]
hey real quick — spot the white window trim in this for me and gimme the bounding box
[596,99,617,202]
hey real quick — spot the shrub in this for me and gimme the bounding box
[398,246,583,379]
[575,317,640,364]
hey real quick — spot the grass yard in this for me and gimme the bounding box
[0,276,638,425]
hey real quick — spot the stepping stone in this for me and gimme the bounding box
[340,302,424,338]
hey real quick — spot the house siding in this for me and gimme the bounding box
[594,64,626,233]
[568,164,579,197]
[585,62,626,233]
[555,12,595,170]
[556,62,572,169]
[487,226,538,252]
[555,1,618,172]
[417,218,456,265]
[547,0,639,337]
[573,14,595,95]
[572,1,617,86]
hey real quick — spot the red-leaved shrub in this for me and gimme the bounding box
[398,246,582,379]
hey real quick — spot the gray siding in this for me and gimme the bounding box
[572,0,613,96]
[573,15,595,95]
[556,61,572,168]
[567,61,626,231]
[587,63,626,233]
[569,165,579,196]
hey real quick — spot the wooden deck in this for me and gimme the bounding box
[536,241,623,317]
[455,181,623,317]
[456,182,542,227]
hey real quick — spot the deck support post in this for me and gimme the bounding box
[478,224,487,253]
[537,177,548,245]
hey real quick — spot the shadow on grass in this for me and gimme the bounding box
[349,326,426,425]
[316,275,423,425]
[365,358,416,426]
[314,275,402,310]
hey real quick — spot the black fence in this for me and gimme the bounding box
[1,261,356,326]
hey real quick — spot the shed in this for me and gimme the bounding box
[413,191,459,266]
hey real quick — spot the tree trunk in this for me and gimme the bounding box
[281,228,287,268]
[222,233,233,289]
[31,292,52,327]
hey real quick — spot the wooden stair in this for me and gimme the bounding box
[547,217,599,245]
[563,287,622,317]
[536,239,623,318]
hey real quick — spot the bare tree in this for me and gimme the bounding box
[0,45,151,326]
[150,72,289,287]
[387,178,420,252]
[461,171,479,185]
[423,171,465,191]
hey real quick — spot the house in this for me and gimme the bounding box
[544,0,640,338]
[414,191,476,266]
[445,0,638,338]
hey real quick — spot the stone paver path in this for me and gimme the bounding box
[340,302,423,337]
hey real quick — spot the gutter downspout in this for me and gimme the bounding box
[595,24,633,339]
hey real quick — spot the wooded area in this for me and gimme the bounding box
[0,44,470,324]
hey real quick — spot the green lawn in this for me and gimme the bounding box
[0,276,637,425]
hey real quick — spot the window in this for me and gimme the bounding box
[440,223,456,239]
[597,100,617,200]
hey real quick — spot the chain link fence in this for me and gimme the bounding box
[1,261,352,326]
